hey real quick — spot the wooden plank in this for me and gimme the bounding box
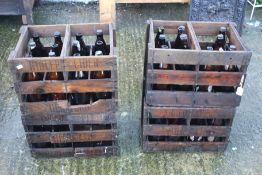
[18,81,66,94]
[145,106,236,119]
[143,125,231,137]
[197,72,244,86]
[148,70,196,85]
[143,141,228,152]
[100,0,116,23]
[146,91,194,107]
[27,130,117,143]
[146,91,241,107]
[27,25,67,37]
[9,57,64,73]
[21,101,68,114]
[68,99,115,114]
[75,146,119,157]
[63,56,116,71]
[69,23,110,36]
[22,112,116,125]
[149,49,200,65]
[66,79,114,93]
[31,148,74,158]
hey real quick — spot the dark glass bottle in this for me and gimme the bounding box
[226,45,239,72]
[155,26,164,48]
[213,34,225,51]
[91,51,111,101]
[76,33,89,56]
[172,25,186,49]
[54,31,63,56]
[32,33,48,57]
[51,43,60,57]
[46,51,65,101]
[94,29,108,55]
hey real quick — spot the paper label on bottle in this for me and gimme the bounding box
[16,64,23,70]
[208,85,213,92]
[219,48,224,52]
[225,65,229,70]
[190,136,194,141]
[236,87,244,96]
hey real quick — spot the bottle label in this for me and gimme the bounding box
[16,64,23,70]
[208,85,213,92]
[225,65,229,70]
[219,48,224,52]
[236,87,244,96]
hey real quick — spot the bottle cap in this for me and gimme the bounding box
[206,46,213,51]
[180,34,188,40]
[178,25,186,33]
[76,33,83,40]
[29,42,36,49]
[54,31,61,37]
[229,44,237,51]
[158,26,164,33]
[220,27,227,33]
[32,33,40,39]
[95,50,103,56]
[49,51,56,57]
[159,34,166,40]
[217,34,224,40]
[161,45,169,49]
[96,29,103,36]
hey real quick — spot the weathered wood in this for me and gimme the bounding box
[27,130,117,143]
[143,125,231,137]
[75,146,119,157]
[21,99,115,115]
[145,106,236,119]
[22,112,116,125]
[146,91,241,107]
[31,148,74,158]
[143,141,228,152]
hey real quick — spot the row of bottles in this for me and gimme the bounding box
[24,92,112,104]
[148,136,226,142]
[23,30,112,105]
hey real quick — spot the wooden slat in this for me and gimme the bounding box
[148,70,196,85]
[143,125,231,137]
[70,23,110,36]
[99,0,116,23]
[18,81,66,94]
[27,130,117,143]
[63,56,116,71]
[75,146,118,157]
[21,101,68,114]
[31,148,74,158]
[197,72,244,86]
[22,112,116,125]
[145,106,236,119]
[27,25,67,37]
[146,91,241,107]
[149,49,200,65]
[9,57,64,73]
[66,79,114,93]
[68,99,115,114]
[143,141,228,152]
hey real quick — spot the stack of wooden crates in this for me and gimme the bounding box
[142,20,252,152]
[8,23,119,158]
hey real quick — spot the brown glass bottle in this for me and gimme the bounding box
[213,34,226,51]
[172,25,186,49]
[219,27,227,43]
[54,31,63,56]
[93,29,108,55]
[76,33,89,56]
[32,33,48,57]
[46,51,65,101]
[155,26,164,48]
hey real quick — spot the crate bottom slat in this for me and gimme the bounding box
[31,147,75,158]
[143,141,228,152]
[74,146,119,157]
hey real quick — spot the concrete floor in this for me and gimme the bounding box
[0,2,262,175]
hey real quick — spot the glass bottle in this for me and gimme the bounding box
[54,31,63,56]
[76,33,89,56]
[32,33,48,57]
[46,51,65,101]
[172,25,186,49]
[94,29,108,55]
[155,26,164,48]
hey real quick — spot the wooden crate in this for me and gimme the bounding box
[142,19,252,152]
[8,23,119,158]
[145,20,252,108]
